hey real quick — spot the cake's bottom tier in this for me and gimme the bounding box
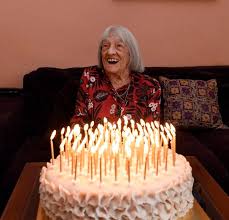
[40,176,193,220]
[39,153,194,220]
[37,199,209,220]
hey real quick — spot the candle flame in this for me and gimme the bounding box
[98,124,104,134]
[65,126,71,137]
[117,118,121,126]
[160,132,168,146]
[164,127,173,140]
[77,136,86,153]
[61,127,65,135]
[140,118,145,127]
[90,121,94,128]
[150,121,155,130]
[165,122,170,130]
[160,124,164,132]
[103,117,108,124]
[155,131,160,148]
[73,124,80,136]
[170,123,176,134]
[123,115,128,126]
[136,123,143,133]
[154,121,159,129]
[50,130,56,140]
[68,132,73,143]
[72,134,82,151]
[84,123,89,131]
[60,138,66,151]
[130,119,135,127]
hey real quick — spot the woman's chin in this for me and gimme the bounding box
[104,67,120,75]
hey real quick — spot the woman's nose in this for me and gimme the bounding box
[107,45,116,54]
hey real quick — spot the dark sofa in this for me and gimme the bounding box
[0,65,229,215]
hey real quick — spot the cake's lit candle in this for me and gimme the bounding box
[130,119,135,134]
[61,127,65,142]
[67,133,73,166]
[90,154,93,181]
[123,115,128,127]
[99,143,106,183]
[143,137,149,180]
[59,139,66,172]
[74,153,78,180]
[50,130,56,165]
[161,132,168,171]
[104,146,107,176]
[103,117,108,129]
[112,143,119,182]
[135,135,141,175]
[126,146,131,183]
[150,135,156,168]
[90,146,96,181]
[64,126,70,158]
[140,118,145,127]
[72,136,79,175]
[84,124,89,147]
[73,124,80,139]
[155,136,160,176]
[164,127,173,169]
[170,124,176,166]
[99,156,102,183]
[90,121,94,129]
[151,121,155,130]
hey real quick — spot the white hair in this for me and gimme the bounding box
[98,25,144,73]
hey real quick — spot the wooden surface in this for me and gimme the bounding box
[1,157,229,220]
[187,157,229,220]
[1,162,45,220]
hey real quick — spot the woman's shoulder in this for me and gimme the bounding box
[83,66,101,76]
[134,72,160,86]
[80,66,103,82]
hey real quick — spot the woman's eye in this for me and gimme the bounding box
[102,44,109,49]
[117,44,124,48]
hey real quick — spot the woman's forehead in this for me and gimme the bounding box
[103,34,124,43]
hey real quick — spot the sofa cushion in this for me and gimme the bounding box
[159,76,223,129]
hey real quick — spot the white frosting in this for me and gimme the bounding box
[39,151,194,220]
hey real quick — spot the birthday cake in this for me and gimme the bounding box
[39,119,194,220]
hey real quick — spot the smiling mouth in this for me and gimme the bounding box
[107,58,119,64]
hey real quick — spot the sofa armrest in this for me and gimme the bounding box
[0,89,26,177]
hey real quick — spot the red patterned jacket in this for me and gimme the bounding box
[70,66,161,126]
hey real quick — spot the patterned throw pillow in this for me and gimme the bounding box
[159,76,223,128]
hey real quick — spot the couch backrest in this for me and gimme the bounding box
[23,67,84,135]
[23,65,229,135]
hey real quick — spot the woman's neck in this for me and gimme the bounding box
[106,70,131,90]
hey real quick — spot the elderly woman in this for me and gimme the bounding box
[70,25,161,126]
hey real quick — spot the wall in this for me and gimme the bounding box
[0,0,229,88]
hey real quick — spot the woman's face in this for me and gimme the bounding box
[101,34,130,76]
